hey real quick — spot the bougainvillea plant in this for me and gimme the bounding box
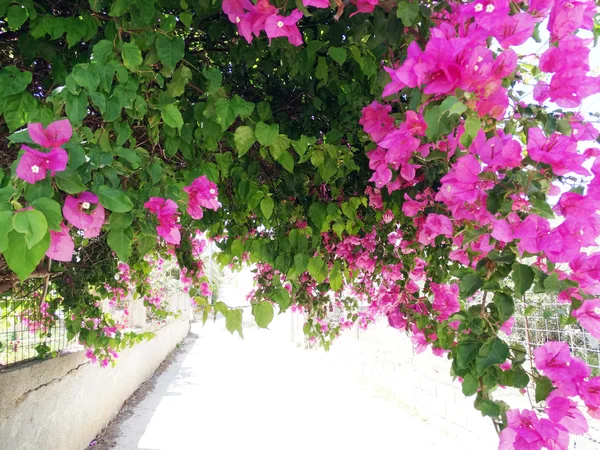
[1,0,599,447]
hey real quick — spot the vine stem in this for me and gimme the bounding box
[40,258,52,302]
[481,291,488,314]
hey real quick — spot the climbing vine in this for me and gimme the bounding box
[1,0,600,447]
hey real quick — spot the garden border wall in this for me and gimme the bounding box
[0,317,190,450]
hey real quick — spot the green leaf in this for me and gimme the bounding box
[55,169,87,194]
[121,42,143,70]
[7,4,29,29]
[308,202,328,230]
[424,105,441,140]
[3,230,50,281]
[13,209,48,249]
[96,186,134,212]
[260,197,274,219]
[440,96,467,116]
[64,92,88,124]
[252,302,274,329]
[161,104,184,130]
[3,91,37,131]
[230,95,254,119]
[477,399,501,418]
[534,375,555,402]
[155,35,185,70]
[294,253,308,274]
[255,122,279,146]
[461,373,478,397]
[307,256,326,283]
[499,367,530,389]
[0,211,14,252]
[225,308,244,338]
[329,261,343,291]
[465,116,481,139]
[512,263,535,298]
[203,67,222,93]
[475,337,509,376]
[24,179,54,202]
[459,273,483,298]
[492,293,514,323]
[148,162,163,183]
[107,228,133,261]
[31,198,62,232]
[277,151,294,173]
[92,40,114,65]
[315,57,328,83]
[0,67,33,97]
[396,1,419,26]
[72,63,100,92]
[166,65,193,97]
[456,341,480,369]
[234,126,255,157]
[109,0,130,16]
[328,47,347,65]
[214,98,238,131]
[272,287,291,311]
[107,212,133,231]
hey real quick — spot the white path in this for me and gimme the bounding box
[110,316,480,450]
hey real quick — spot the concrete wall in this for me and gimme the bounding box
[297,318,600,449]
[0,317,190,450]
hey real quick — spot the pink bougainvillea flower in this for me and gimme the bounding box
[548,70,600,108]
[579,376,600,412]
[82,206,106,239]
[491,219,515,243]
[540,35,590,74]
[387,311,407,330]
[529,0,554,16]
[471,130,521,170]
[183,175,220,220]
[546,395,588,435]
[222,0,254,23]
[410,324,432,354]
[431,283,460,320]
[46,223,75,262]
[533,341,572,380]
[85,348,97,364]
[28,119,72,149]
[264,9,304,46]
[555,192,597,220]
[499,316,515,335]
[237,0,278,43]
[419,38,462,95]
[527,128,588,176]
[569,253,600,295]
[499,409,569,450]
[418,213,453,246]
[63,192,105,231]
[491,13,537,48]
[548,0,594,40]
[572,299,600,339]
[349,0,378,15]
[16,146,68,184]
[462,0,510,30]
[302,0,329,8]
[359,101,395,143]
[144,197,181,246]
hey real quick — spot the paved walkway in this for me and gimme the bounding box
[108,316,475,450]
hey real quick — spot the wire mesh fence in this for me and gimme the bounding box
[0,298,81,369]
[506,296,600,376]
[0,297,130,370]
